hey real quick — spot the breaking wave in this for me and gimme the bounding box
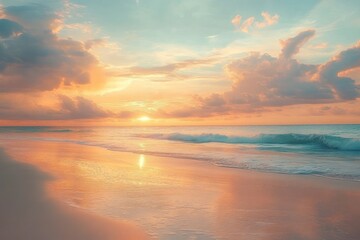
[141,133,360,151]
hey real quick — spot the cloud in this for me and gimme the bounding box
[0,4,103,92]
[111,57,218,81]
[255,12,279,29]
[239,17,254,33]
[223,54,326,106]
[232,12,279,33]
[0,4,125,121]
[2,4,62,32]
[57,95,112,119]
[0,94,113,120]
[161,30,360,118]
[0,93,137,120]
[0,19,23,38]
[318,41,360,99]
[84,38,107,50]
[280,29,315,59]
[231,15,242,27]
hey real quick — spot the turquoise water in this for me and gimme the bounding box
[0,125,359,180]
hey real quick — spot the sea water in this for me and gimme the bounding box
[0,125,359,180]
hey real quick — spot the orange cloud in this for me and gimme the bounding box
[255,12,279,29]
[0,93,137,120]
[239,17,254,33]
[109,57,219,82]
[231,15,242,27]
[159,30,360,118]
[232,12,279,33]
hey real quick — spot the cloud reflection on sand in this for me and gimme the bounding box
[0,148,149,240]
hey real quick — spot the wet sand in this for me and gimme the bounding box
[1,140,360,240]
[0,148,149,240]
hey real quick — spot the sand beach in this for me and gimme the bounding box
[1,139,359,240]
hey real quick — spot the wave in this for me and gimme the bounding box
[0,127,73,133]
[140,133,360,151]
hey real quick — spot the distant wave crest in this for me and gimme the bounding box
[141,133,360,151]
[0,127,73,133]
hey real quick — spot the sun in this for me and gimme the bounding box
[137,116,151,122]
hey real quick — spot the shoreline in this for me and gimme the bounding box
[2,135,359,182]
[1,139,360,239]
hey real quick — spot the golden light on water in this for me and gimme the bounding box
[138,154,145,169]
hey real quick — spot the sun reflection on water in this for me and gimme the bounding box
[138,154,145,169]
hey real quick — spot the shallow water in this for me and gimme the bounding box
[0,124,359,180]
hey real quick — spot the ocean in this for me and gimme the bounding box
[0,124,359,181]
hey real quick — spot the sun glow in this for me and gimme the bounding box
[137,116,151,122]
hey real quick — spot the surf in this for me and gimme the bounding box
[140,133,360,151]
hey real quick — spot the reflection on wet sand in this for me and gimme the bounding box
[214,172,360,240]
[0,148,149,240]
[2,140,360,240]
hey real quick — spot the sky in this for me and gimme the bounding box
[0,0,359,126]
